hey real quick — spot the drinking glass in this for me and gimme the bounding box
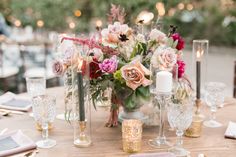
[167,98,193,156]
[204,82,226,128]
[26,77,46,98]
[32,95,56,148]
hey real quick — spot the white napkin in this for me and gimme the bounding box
[225,121,236,139]
[0,130,36,156]
[0,92,31,111]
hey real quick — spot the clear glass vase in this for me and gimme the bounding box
[71,49,92,147]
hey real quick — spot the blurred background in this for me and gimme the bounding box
[0,0,235,96]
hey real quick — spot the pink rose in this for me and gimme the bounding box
[99,56,118,74]
[52,60,65,76]
[121,60,152,90]
[171,33,185,50]
[151,46,177,71]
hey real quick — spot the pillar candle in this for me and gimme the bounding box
[156,71,173,93]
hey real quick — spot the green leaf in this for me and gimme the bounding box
[124,93,136,111]
[136,86,150,99]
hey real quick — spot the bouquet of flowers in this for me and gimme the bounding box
[52,5,190,127]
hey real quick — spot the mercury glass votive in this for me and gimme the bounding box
[122,119,143,153]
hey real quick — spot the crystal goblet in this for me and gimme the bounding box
[204,82,226,128]
[32,95,56,148]
[167,98,193,156]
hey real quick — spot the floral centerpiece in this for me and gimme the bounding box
[52,5,189,127]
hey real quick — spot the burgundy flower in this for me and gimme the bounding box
[171,33,185,50]
[177,60,185,78]
[89,58,102,79]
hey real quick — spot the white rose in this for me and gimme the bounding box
[149,29,167,44]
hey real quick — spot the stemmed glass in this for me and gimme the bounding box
[204,82,226,128]
[32,95,56,148]
[167,97,193,156]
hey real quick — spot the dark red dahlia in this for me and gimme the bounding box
[171,33,185,50]
[89,58,102,79]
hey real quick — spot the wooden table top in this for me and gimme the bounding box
[1,87,236,157]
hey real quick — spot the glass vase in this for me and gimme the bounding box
[71,48,92,147]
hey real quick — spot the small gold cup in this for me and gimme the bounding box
[122,119,142,153]
[36,122,53,131]
[185,115,203,137]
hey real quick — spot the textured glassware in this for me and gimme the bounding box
[26,77,46,98]
[32,95,56,148]
[167,97,193,156]
[122,119,143,153]
[204,82,226,128]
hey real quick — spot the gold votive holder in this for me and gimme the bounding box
[36,122,53,131]
[122,119,142,153]
[185,115,203,137]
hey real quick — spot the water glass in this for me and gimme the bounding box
[26,77,46,98]
[167,98,193,156]
[204,82,226,128]
[32,95,56,148]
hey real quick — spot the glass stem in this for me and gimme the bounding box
[157,95,168,144]
[210,106,217,121]
[42,121,49,141]
[176,130,183,148]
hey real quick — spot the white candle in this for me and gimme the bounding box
[156,71,173,93]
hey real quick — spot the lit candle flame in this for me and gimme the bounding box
[196,49,204,59]
[77,58,83,72]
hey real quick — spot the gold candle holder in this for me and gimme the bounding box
[185,115,203,137]
[74,121,91,147]
[122,119,142,153]
[185,99,204,137]
[195,99,205,119]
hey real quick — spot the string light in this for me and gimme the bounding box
[156,2,165,16]
[96,20,103,27]
[69,22,75,29]
[37,20,44,27]
[178,3,185,10]
[14,20,21,27]
[74,10,82,17]
[187,4,194,11]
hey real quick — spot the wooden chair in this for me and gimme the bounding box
[0,43,20,93]
[19,41,60,91]
[234,61,236,98]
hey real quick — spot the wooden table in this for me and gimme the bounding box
[1,87,236,157]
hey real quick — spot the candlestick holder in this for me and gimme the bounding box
[148,92,172,148]
[185,99,204,137]
[71,48,92,147]
[192,40,208,118]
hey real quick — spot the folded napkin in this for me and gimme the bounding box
[0,92,31,111]
[0,130,36,157]
[225,121,236,139]
[129,152,176,157]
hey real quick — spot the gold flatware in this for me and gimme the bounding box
[0,109,25,115]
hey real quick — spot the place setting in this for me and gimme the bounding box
[0,1,236,157]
